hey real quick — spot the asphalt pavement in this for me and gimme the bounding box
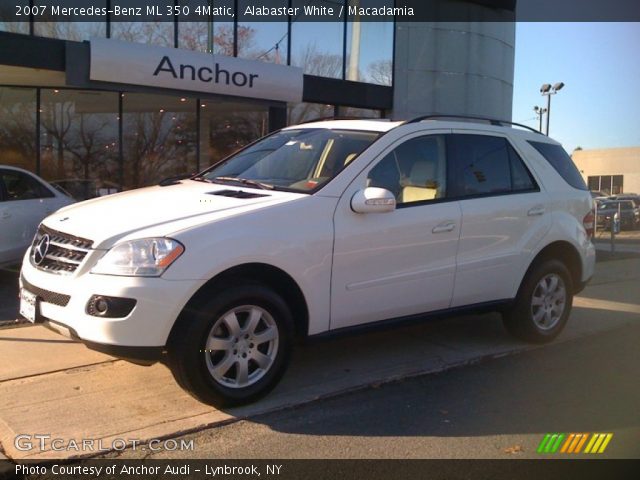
[114,321,640,459]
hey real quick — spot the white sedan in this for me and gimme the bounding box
[0,166,74,268]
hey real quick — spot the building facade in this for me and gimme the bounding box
[0,0,515,198]
[572,147,640,195]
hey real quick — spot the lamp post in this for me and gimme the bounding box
[533,106,547,133]
[540,82,565,135]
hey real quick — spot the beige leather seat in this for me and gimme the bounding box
[400,160,439,203]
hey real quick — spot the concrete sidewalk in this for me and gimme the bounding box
[0,259,638,461]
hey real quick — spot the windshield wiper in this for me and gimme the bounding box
[210,176,275,190]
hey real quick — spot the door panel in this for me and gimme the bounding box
[452,192,551,306]
[330,132,461,330]
[332,201,461,329]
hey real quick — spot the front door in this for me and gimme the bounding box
[330,133,461,330]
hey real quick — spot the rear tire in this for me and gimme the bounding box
[503,259,573,344]
[167,283,294,407]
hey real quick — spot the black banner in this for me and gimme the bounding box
[2,459,640,480]
[0,0,639,22]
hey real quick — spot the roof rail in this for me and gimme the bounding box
[402,114,543,135]
[297,116,392,125]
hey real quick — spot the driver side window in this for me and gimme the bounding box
[367,135,447,206]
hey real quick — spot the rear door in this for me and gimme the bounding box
[448,132,551,307]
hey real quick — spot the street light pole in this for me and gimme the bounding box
[534,106,547,133]
[545,92,552,136]
[540,82,565,135]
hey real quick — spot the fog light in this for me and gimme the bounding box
[95,297,109,314]
[86,295,136,318]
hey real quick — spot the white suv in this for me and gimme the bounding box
[19,117,596,406]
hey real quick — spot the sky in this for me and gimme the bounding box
[512,22,640,152]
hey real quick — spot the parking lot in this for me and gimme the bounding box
[0,255,639,461]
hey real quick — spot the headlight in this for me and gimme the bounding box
[91,238,184,277]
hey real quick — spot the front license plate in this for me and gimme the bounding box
[19,289,38,323]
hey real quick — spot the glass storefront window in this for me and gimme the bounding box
[346,0,393,85]
[39,89,120,200]
[237,0,288,64]
[212,0,235,56]
[288,102,335,125]
[200,100,269,168]
[337,106,383,118]
[0,17,29,35]
[291,0,344,78]
[111,22,174,47]
[0,87,37,172]
[122,94,197,189]
[178,0,212,52]
[32,0,106,40]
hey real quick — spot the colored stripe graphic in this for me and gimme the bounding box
[585,433,614,454]
[539,433,613,454]
[574,433,590,453]
[537,434,553,453]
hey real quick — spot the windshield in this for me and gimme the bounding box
[199,129,381,192]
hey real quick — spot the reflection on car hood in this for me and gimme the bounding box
[42,181,304,248]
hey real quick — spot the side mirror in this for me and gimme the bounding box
[351,187,396,214]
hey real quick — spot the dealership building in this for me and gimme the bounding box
[0,0,515,196]
[573,147,640,195]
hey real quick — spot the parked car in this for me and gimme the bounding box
[0,166,74,268]
[590,190,607,199]
[19,117,595,406]
[608,194,640,209]
[596,199,640,230]
[49,179,121,201]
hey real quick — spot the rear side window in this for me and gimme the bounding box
[448,134,538,198]
[528,141,588,190]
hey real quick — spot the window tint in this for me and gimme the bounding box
[367,135,447,206]
[449,135,511,196]
[528,141,588,190]
[0,171,53,201]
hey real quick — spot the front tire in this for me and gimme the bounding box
[503,259,573,344]
[167,284,294,407]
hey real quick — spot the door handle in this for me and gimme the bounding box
[527,206,546,216]
[432,222,456,234]
[1,211,10,220]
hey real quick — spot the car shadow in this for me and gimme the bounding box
[227,313,640,440]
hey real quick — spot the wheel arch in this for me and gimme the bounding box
[523,241,583,295]
[168,263,310,345]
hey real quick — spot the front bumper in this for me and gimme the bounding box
[42,319,163,365]
[19,251,200,356]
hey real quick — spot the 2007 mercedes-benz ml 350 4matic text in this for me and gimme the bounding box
[20,116,596,406]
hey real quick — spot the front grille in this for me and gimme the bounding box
[21,275,71,307]
[31,225,94,275]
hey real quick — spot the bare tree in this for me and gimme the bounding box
[367,59,392,86]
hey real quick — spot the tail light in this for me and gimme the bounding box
[583,209,595,239]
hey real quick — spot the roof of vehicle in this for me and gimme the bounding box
[284,119,403,133]
[0,164,37,175]
[285,117,555,141]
